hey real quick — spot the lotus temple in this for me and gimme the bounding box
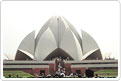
[3,16,118,77]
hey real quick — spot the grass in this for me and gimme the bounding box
[3,70,34,78]
[94,69,118,77]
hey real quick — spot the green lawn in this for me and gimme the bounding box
[3,70,34,78]
[94,69,118,77]
[4,69,118,78]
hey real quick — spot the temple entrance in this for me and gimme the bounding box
[40,70,45,75]
[76,70,81,74]
[44,48,74,61]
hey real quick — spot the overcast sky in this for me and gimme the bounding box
[2,1,120,60]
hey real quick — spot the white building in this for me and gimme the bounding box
[15,16,102,61]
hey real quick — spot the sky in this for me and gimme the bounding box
[2,1,120,60]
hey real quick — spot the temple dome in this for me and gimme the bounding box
[15,16,102,61]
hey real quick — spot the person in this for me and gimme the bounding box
[34,73,39,77]
[55,57,59,71]
[72,73,77,77]
[85,68,94,78]
[47,74,51,78]
[16,75,19,78]
[66,57,70,61]
[41,73,45,77]
[60,59,65,68]
[8,74,11,78]
[95,74,99,78]
[60,72,65,77]
[78,73,82,78]
[69,73,74,77]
